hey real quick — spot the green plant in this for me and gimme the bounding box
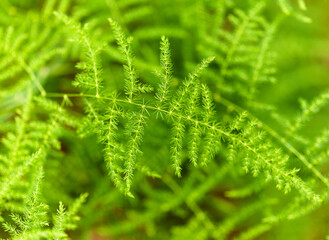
[0,0,329,239]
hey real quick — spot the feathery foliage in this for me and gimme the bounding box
[1,0,329,239]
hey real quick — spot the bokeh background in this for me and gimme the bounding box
[0,0,329,239]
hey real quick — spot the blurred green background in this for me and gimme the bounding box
[0,0,329,239]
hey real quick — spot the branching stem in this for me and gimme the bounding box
[45,92,328,196]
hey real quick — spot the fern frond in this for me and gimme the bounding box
[23,166,49,232]
[201,84,215,123]
[124,107,148,195]
[206,2,280,103]
[1,1,328,239]
[287,90,329,137]
[52,202,67,240]
[2,166,48,237]
[306,127,329,157]
[0,149,42,205]
[103,103,125,191]
[61,193,88,231]
[188,121,202,167]
[170,118,185,177]
[167,57,215,175]
[155,36,173,112]
[247,19,278,104]
[169,57,214,114]
[200,124,221,167]
[45,20,324,202]
[55,12,103,98]
[220,2,265,78]
[109,18,152,102]
[0,21,62,97]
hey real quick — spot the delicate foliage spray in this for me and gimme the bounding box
[0,0,328,239]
